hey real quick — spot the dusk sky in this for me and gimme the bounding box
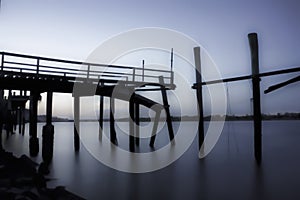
[0,0,299,119]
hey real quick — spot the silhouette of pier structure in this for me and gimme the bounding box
[193,32,300,164]
[0,51,176,162]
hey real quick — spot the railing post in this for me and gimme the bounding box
[1,53,4,71]
[132,68,136,82]
[170,48,174,85]
[171,71,174,85]
[87,64,90,79]
[142,60,145,82]
[36,58,40,76]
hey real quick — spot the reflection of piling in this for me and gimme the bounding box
[248,33,262,164]
[73,96,80,151]
[42,92,54,163]
[29,91,39,156]
[18,107,22,133]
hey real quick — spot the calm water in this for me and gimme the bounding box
[2,120,300,200]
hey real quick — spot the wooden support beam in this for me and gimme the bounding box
[150,109,162,147]
[248,33,262,164]
[194,47,205,150]
[159,76,174,142]
[74,95,80,151]
[265,75,300,94]
[193,66,300,88]
[110,97,117,144]
[29,91,39,156]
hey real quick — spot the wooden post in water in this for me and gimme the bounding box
[135,102,140,146]
[99,95,104,137]
[110,97,117,144]
[248,33,262,164]
[74,96,80,151]
[129,93,135,152]
[29,91,39,156]
[99,82,104,138]
[42,91,54,163]
[194,47,204,150]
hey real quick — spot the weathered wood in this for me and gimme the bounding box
[135,103,140,146]
[248,33,262,164]
[74,96,80,151]
[150,109,162,147]
[29,91,39,156]
[159,76,174,142]
[99,81,104,139]
[194,47,204,150]
[42,92,54,163]
[193,66,300,87]
[110,97,117,144]
[129,94,135,152]
[265,75,300,94]
[46,92,53,125]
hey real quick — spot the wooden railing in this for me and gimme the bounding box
[0,51,174,85]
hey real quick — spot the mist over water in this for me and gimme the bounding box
[2,120,300,200]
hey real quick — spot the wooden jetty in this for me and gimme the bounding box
[0,51,176,162]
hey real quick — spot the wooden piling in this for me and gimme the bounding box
[129,94,135,152]
[110,97,117,144]
[135,103,140,146]
[194,47,205,150]
[99,83,104,137]
[74,95,80,151]
[248,33,262,164]
[42,92,54,162]
[29,91,39,156]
